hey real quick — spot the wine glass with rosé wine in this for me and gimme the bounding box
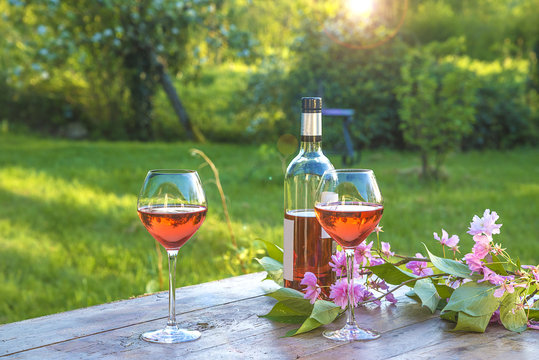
[314,169,384,341]
[137,170,207,343]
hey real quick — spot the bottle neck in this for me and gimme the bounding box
[300,139,322,152]
[300,112,322,152]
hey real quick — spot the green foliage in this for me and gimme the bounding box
[451,312,491,333]
[2,0,252,140]
[425,246,477,280]
[462,61,537,149]
[255,257,283,285]
[262,287,313,325]
[284,300,342,337]
[2,0,538,146]
[246,35,408,148]
[368,262,417,285]
[396,39,477,180]
[261,287,342,337]
[499,292,528,333]
[413,279,440,313]
[441,282,500,317]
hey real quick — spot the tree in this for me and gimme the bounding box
[396,39,477,180]
[6,0,251,140]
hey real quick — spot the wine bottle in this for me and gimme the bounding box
[283,97,335,298]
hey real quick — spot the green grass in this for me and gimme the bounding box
[1,133,538,324]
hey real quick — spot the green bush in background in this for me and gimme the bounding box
[2,0,538,150]
[396,38,477,180]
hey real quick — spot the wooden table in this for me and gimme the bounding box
[1,273,537,359]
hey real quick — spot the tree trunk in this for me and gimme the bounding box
[154,60,196,141]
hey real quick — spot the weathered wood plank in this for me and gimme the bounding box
[3,272,536,359]
[384,324,539,360]
[2,289,434,359]
[0,272,277,357]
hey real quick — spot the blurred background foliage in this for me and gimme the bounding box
[1,0,538,152]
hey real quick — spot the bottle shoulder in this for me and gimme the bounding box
[285,151,334,178]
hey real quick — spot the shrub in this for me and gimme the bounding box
[454,57,537,149]
[395,40,477,180]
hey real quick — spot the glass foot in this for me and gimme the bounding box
[141,325,201,344]
[323,323,380,341]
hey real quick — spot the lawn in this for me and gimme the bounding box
[1,133,538,324]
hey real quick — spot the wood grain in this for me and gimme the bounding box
[0,273,277,357]
[1,272,538,359]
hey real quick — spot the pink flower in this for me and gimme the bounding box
[329,278,365,309]
[528,320,539,330]
[406,253,433,276]
[464,252,484,274]
[434,229,460,251]
[374,225,384,235]
[478,267,506,286]
[472,234,492,259]
[467,209,502,237]
[329,279,349,309]
[329,250,360,278]
[368,279,389,291]
[300,272,321,304]
[493,281,515,298]
[385,292,398,304]
[522,265,539,283]
[490,309,501,324]
[446,277,463,289]
[355,241,373,266]
[358,288,380,305]
[381,241,394,257]
[369,256,385,266]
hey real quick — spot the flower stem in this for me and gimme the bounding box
[359,272,449,305]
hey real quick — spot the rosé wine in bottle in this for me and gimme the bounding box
[283,97,335,298]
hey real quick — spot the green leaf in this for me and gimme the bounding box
[528,308,539,320]
[310,300,342,324]
[259,302,310,324]
[265,287,306,302]
[255,257,283,285]
[434,283,454,299]
[440,310,458,323]
[258,239,283,263]
[499,292,528,333]
[442,281,501,317]
[285,318,322,337]
[485,254,507,275]
[414,279,440,313]
[451,312,491,333]
[405,289,421,303]
[425,245,476,279]
[261,287,314,325]
[255,256,283,272]
[368,262,417,285]
[284,300,343,337]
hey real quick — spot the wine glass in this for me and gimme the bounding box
[314,169,383,341]
[137,169,207,343]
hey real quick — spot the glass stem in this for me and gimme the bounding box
[345,249,356,326]
[167,250,178,328]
